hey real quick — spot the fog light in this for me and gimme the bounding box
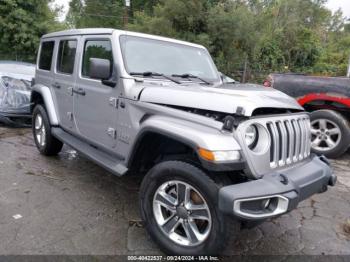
[262,198,271,209]
[233,195,289,219]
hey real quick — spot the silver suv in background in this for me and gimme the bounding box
[31,29,335,255]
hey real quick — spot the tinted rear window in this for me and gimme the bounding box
[57,40,77,74]
[39,41,55,71]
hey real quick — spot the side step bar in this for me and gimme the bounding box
[51,127,128,176]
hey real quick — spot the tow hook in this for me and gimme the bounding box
[319,155,330,166]
[318,155,336,186]
[329,174,337,187]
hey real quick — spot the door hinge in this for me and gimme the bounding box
[109,97,118,108]
[67,87,73,96]
[107,127,117,139]
[67,112,73,121]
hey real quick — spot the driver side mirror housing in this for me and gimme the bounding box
[220,72,237,84]
[89,58,111,80]
[89,58,116,87]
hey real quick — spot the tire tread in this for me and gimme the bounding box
[139,160,240,255]
[32,104,63,156]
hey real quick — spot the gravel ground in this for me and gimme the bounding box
[0,127,349,255]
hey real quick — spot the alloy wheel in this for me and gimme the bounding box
[34,113,46,147]
[152,180,212,247]
[310,119,341,152]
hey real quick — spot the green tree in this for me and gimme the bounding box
[130,0,160,15]
[252,0,330,71]
[65,0,350,78]
[129,0,211,43]
[128,0,336,75]
[65,0,84,28]
[0,0,63,62]
[66,0,125,29]
[206,1,257,73]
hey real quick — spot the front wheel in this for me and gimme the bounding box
[310,110,350,158]
[139,161,239,255]
[32,104,63,156]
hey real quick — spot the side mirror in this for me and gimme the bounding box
[220,72,237,84]
[89,58,111,80]
[219,72,224,82]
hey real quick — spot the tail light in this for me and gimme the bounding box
[263,75,273,87]
[263,80,271,87]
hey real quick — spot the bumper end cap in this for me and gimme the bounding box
[329,174,337,187]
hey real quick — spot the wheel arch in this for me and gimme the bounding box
[298,93,350,117]
[308,109,350,158]
[125,114,243,174]
[30,91,44,112]
[126,128,200,173]
[30,84,59,126]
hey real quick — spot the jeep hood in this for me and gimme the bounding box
[138,83,303,116]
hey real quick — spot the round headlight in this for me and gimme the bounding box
[245,125,258,149]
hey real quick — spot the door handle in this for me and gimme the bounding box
[52,82,61,89]
[73,88,86,96]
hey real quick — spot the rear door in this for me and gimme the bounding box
[73,36,118,149]
[36,40,56,104]
[53,37,79,131]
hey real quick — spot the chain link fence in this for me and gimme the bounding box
[223,60,272,84]
[230,68,271,84]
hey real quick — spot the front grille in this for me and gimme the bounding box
[266,116,310,168]
[236,113,311,178]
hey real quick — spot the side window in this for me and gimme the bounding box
[57,40,77,74]
[38,41,55,71]
[82,40,113,77]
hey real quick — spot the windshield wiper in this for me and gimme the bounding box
[171,73,212,85]
[130,71,181,84]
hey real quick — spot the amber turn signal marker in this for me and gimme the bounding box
[198,148,215,161]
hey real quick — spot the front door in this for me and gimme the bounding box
[73,36,118,149]
[53,37,79,131]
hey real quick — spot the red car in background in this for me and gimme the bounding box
[264,73,350,158]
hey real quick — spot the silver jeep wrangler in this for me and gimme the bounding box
[31,29,335,255]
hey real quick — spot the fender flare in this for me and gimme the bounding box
[31,84,59,126]
[298,93,350,108]
[126,115,242,167]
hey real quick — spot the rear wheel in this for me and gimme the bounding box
[310,110,350,158]
[32,104,63,156]
[139,161,240,255]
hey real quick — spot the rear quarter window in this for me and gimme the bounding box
[39,41,55,71]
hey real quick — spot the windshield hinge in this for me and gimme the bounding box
[107,127,117,139]
[109,97,118,108]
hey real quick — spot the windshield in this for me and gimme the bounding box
[120,35,220,82]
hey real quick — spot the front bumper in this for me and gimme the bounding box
[218,155,336,220]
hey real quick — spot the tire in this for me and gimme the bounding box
[32,104,63,156]
[139,160,240,255]
[310,110,350,159]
